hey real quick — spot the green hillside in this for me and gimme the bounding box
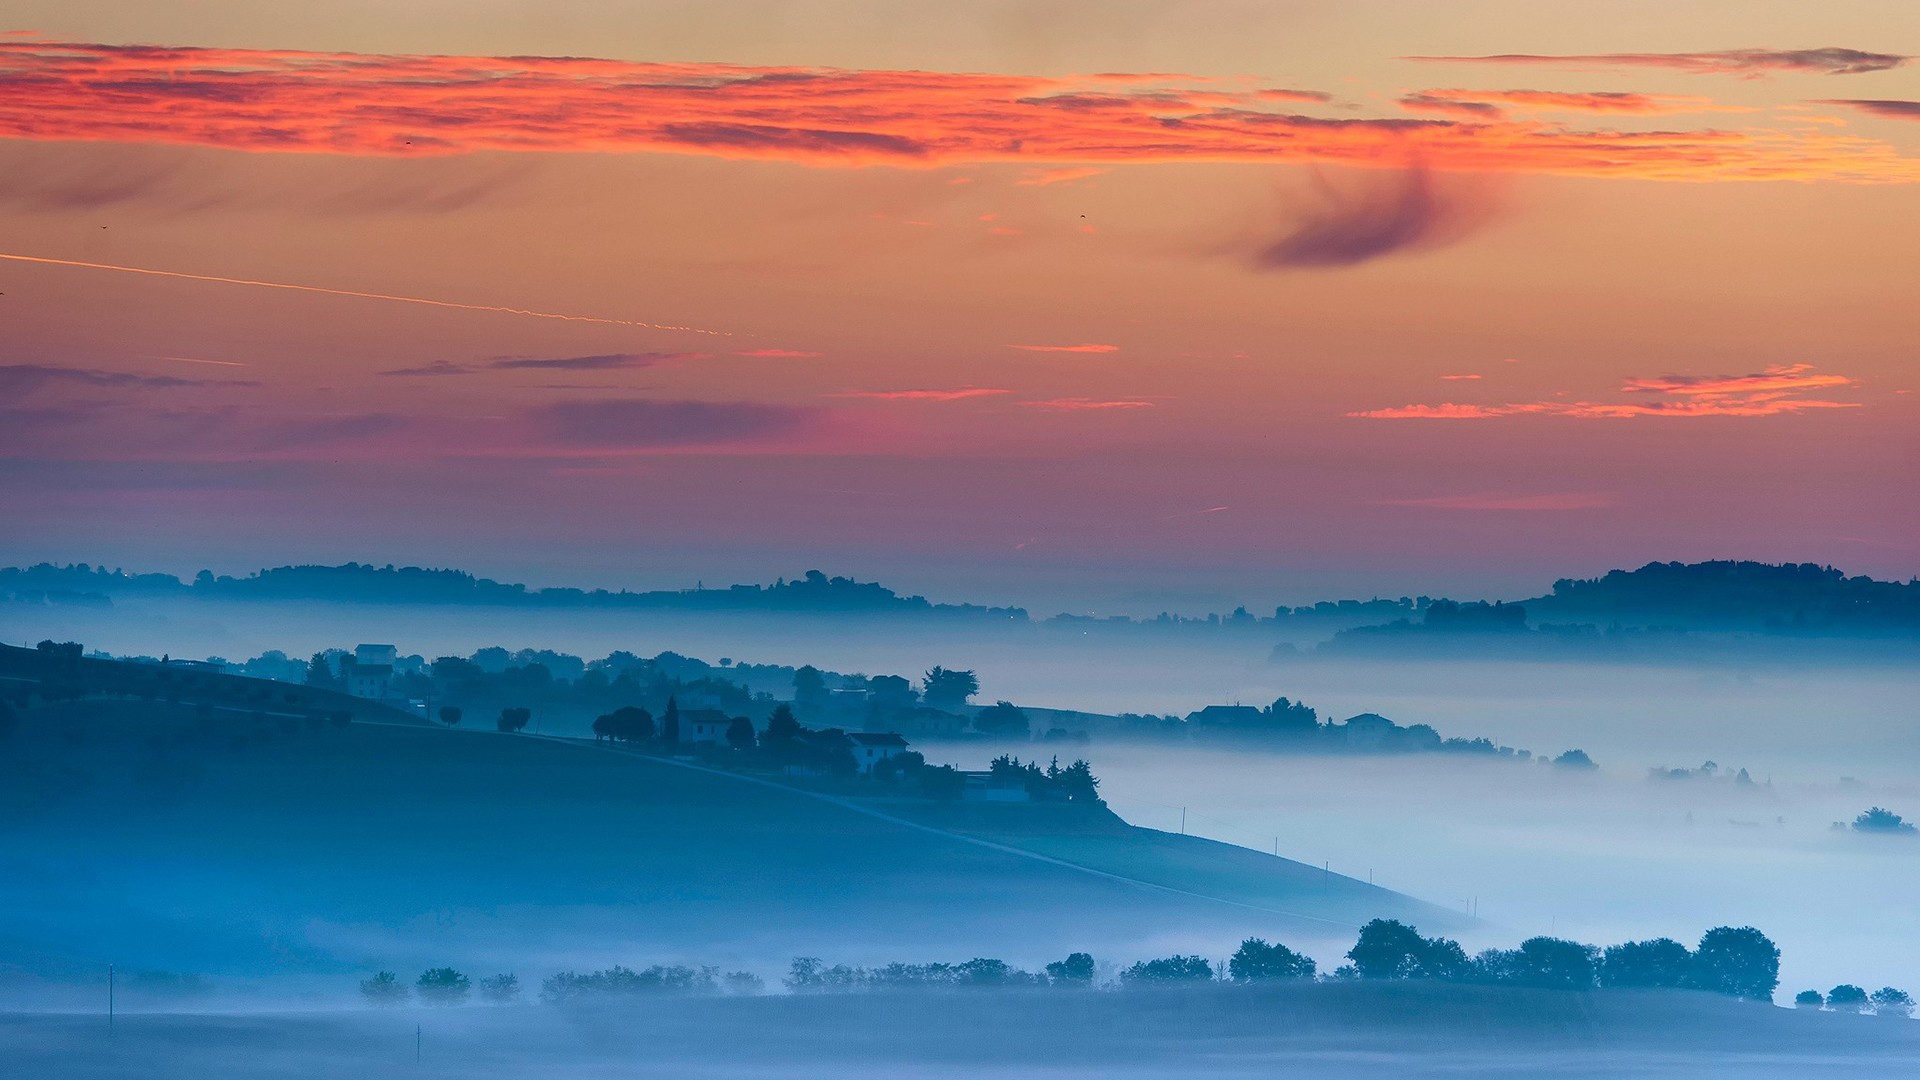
[0,699,1457,982]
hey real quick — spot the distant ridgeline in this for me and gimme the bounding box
[1317,561,1920,658]
[4,558,1914,640]
[0,563,1027,620]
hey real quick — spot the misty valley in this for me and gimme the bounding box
[4,559,1920,1076]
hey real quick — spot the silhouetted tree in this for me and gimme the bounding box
[792,666,827,713]
[1261,696,1319,734]
[1054,759,1101,804]
[919,764,965,801]
[661,696,681,743]
[922,666,979,709]
[594,705,653,743]
[1346,920,1469,980]
[1871,987,1914,1018]
[1046,952,1096,986]
[973,700,1031,736]
[478,973,520,1003]
[1828,984,1870,1013]
[416,967,471,1005]
[1794,989,1825,1009]
[438,705,462,726]
[1851,807,1918,835]
[496,707,531,733]
[1691,927,1779,1000]
[726,716,756,750]
[762,703,802,745]
[305,652,340,689]
[1507,937,1599,989]
[1600,938,1693,989]
[1229,938,1316,981]
[1120,955,1215,984]
[1553,749,1598,771]
[359,971,408,1005]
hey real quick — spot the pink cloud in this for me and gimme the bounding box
[833,387,1011,402]
[1016,166,1108,186]
[1377,491,1619,510]
[1007,343,1120,353]
[1017,397,1154,410]
[1351,363,1861,419]
[1440,373,1483,380]
[735,348,823,358]
[1401,48,1908,78]
[1400,89,1739,120]
[0,41,1914,183]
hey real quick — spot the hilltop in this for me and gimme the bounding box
[5,558,1914,638]
[0,696,1455,987]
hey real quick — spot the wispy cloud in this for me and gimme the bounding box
[1,41,1915,182]
[1817,99,1920,120]
[833,387,1011,402]
[1351,363,1860,419]
[735,348,823,358]
[383,352,694,376]
[1008,343,1120,353]
[1400,89,1736,120]
[491,352,693,370]
[1378,491,1618,510]
[1440,373,1483,380]
[1016,166,1108,186]
[380,360,474,377]
[1402,48,1909,77]
[1620,362,1852,396]
[1017,397,1154,410]
[0,363,246,394]
[1251,166,1495,269]
[523,398,816,448]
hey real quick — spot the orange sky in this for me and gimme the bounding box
[2,3,1916,607]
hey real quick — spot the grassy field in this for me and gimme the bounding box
[1,699,1455,990]
[8,983,1918,1079]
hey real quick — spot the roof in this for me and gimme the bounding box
[848,732,909,748]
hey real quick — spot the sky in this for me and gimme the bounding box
[3,2,1917,611]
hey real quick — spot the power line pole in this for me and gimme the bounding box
[415,1024,421,1064]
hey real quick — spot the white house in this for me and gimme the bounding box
[848,731,910,774]
[681,709,740,745]
[345,643,398,700]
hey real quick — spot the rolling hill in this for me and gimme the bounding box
[0,698,1457,990]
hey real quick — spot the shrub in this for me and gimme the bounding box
[1794,989,1825,1009]
[1228,938,1316,982]
[1870,987,1914,1018]
[416,967,471,1005]
[359,971,409,1005]
[478,973,520,1003]
[1828,984,1870,1013]
[1691,927,1779,1001]
[1045,952,1096,986]
[1120,955,1215,985]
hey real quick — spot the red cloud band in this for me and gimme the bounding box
[1,40,1916,182]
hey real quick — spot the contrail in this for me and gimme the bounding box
[0,251,728,336]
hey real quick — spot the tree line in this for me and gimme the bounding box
[357,919,1899,1011]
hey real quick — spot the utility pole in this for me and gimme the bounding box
[415,1024,421,1064]
[1179,807,1186,834]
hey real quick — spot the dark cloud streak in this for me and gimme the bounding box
[1250,167,1495,270]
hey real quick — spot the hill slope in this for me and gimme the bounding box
[0,701,1454,985]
